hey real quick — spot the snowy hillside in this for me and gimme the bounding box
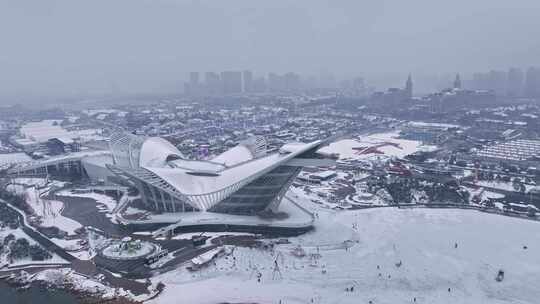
[151,207,540,304]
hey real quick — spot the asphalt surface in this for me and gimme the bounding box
[0,198,150,295]
[53,194,123,236]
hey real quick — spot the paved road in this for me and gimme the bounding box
[0,199,77,262]
[0,198,150,295]
[55,194,124,236]
[52,193,204,279]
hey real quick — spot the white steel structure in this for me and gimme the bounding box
[107,132,333,215]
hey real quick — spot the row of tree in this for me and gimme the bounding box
[0,203,20,229]
[368,175,469,205]
[1,234,52,262]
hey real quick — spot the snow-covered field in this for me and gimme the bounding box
[320,131,426,160]
[23,187,82,235]
[151,206,540,304]
[4,179,91,256]
[29,268,137,298]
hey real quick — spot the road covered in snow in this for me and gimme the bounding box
[151,206,540,304]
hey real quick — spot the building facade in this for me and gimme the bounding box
[107,132,332,215]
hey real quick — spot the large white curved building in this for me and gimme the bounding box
[107,132,332,216]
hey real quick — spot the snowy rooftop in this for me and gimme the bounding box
[107,131,323,201]
[144,140,321,196]
[18,120,103,144]
[319,131,427,161]
[8,150,111,173]
[19,120,68,143]
[0,152,32,167]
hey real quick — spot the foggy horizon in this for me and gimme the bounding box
[1,0,540,102]
[2,2,540,302]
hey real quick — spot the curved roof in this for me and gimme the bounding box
[169,159,226,173]
[108,132,325,211]
[144,140,321,197]
[211,136,267,167]
[139,137,184,168]
[211,145,254,167]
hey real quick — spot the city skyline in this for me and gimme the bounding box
[2,0,540,101]
[181,66,540,98]
[2,1,540,303]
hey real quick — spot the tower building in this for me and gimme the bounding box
[405,74,413,99]
[453,74,462,89]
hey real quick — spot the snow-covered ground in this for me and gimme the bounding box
[30,268,132,298]
[168,231,256,241]
[101,241,156,259]
[320,131,427,160]
[4,179,93,256]
[151,206,540,304]
[23,187,82,235]
[467,186,505,203]
[0,227,68,267]
[4,178,93,261]
[50,237,94,260]
[476,181,534,193]
[0,152,32,168]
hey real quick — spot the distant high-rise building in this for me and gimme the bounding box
[252,77,267,92]
[369,75,414,107]
[471,70,506,95]
[525,67,540,98]
[243,70,253,93]
[283,72,301,92]
[266,72,301,92]
[352,77,364,88]
[189,72,199,86]
[424,89,496,113]
[405,74,413,99]
[184,72,201,96]
[205,72,221,95]
[318,72,336,88]
[352,77,366,96]
[221,71,242,94]
[472,72,489,90]
[453,74,462,89]
[268,73,282,92]
[488,70,507,95]
[507,67,524,97]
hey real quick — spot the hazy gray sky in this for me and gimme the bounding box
[1,0,539,100]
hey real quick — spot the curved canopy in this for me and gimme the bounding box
[139,137,184,168]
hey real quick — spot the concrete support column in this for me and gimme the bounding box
[170,193,176,212]
[148,186,160,211]
[158,189,168,212]
[135,180,149,209]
